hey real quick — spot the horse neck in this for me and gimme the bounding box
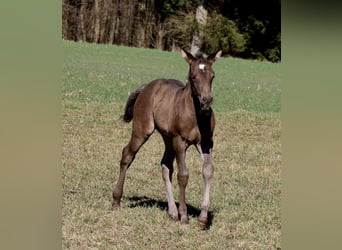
[183,79,194,103]
[184,80,202,116]
[185,80,213,125]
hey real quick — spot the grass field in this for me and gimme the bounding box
[62,41,281,249]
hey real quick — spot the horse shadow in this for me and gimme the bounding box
[127,195,215,230]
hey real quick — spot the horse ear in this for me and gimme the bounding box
[181,48,195,64]
[207,50,222,63]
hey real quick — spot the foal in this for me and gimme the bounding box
[112,49,221,228]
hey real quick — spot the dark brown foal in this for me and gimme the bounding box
[112,49,221,228]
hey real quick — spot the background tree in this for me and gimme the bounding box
[190,0,207,56]
[62,0,281,62]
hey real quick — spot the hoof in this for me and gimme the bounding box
[112,202,120,210]
[168,212,179,221]
[180,215,189,225]
[168,207,179,221]
[198,216,207,230]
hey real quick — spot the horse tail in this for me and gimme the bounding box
[121,84,146,122]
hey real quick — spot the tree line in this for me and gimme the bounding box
[62,0,280,62]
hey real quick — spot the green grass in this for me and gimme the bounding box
[62,41,280,113]
[62,41,281,249]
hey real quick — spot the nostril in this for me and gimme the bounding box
[200,96,213,105]
[203,96,213,104]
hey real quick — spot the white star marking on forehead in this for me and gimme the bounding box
[199,64,206,71]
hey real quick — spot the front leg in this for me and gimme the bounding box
[198,147,214,229]
[196,110,215,229]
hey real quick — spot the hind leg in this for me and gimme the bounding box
[161,138,178,220]
[173,136,189,225]
[112,122,154,209]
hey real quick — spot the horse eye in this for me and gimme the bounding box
[191,75,196,80]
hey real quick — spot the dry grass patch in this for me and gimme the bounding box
[62,101,280,249]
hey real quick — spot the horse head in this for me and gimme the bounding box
[181,49,222,111]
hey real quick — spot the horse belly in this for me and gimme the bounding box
[153,102,174,135]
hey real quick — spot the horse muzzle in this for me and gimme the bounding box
[199,96,213,111]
